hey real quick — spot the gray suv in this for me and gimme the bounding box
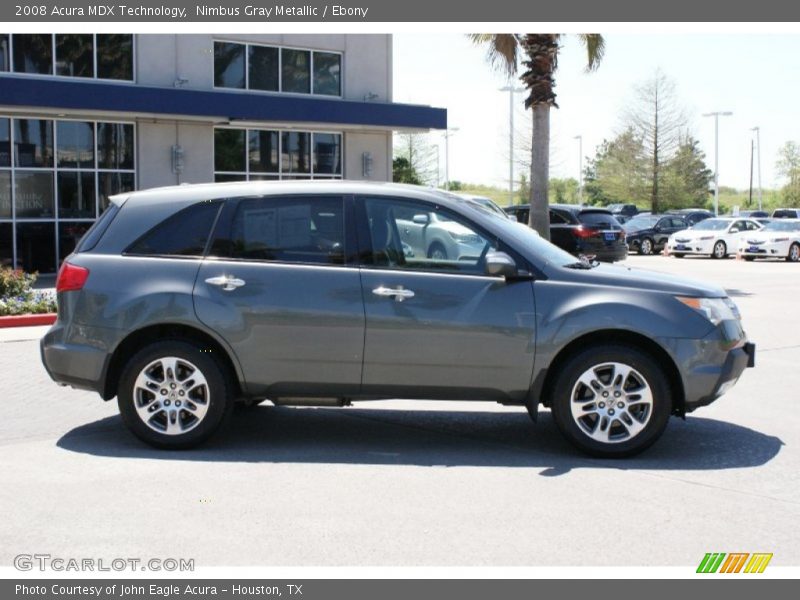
[41,182,755,457]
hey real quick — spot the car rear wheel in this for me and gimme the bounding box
[118,340,233,449]
[549,344,671,458]
[712,240,727,259]
[638,238,654,255]
[787,243,800,263]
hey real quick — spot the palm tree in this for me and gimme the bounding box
[471,34,605,239]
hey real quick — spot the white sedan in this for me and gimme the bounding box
[666,217,763,258]
[738,218,800,262]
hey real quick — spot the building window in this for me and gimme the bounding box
[0,35,9,72]
[4,34,133,81]
[214,40,342,97]
[0,116,136,273]
[214,127,343,182]
[313,52,341,96]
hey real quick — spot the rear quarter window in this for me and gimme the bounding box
[75,203,120,253]
[126,200,222,257]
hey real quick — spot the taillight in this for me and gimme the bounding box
[56,262,90,292]
[573,226,598,239]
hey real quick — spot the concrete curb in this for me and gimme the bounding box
[0,313,57,328]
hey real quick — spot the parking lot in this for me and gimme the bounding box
[1,254,799,567]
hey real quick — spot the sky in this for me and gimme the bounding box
[393,33,800,194]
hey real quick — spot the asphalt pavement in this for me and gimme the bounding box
[1,255,798,567]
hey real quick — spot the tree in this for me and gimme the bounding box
[517,172,530,204]
[549,178,580,204]
[584,129,650,206]
[623,69,689,213]
[393,133,438,187]
[776,141,800,207]
[392,156,422,185]
[471,34,605,240]
[660,137,713,210]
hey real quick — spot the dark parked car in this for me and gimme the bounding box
[736,210,769,219]
[624,214,689,255]
[667,208,714,227]
[503,204,627,262]
[42,182,754,457]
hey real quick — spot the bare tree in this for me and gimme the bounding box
[393,133,440,187]
[624,69,688,213]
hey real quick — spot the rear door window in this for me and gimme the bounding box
[126,201,222,257]
[228,195,346,265]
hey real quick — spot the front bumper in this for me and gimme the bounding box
[738,240,789,258]
[667,239,715,255]
[662,322,755,413]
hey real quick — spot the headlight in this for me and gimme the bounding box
[676,296,740,325]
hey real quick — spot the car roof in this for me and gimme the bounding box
[111,180,467,209]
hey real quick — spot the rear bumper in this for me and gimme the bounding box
[40,322,108,394]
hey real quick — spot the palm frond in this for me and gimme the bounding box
[468,34,520,78]
[578,34,605,72]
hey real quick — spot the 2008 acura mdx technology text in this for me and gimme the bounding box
[41,182,755,457]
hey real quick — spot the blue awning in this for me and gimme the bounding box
[0,76,447,130]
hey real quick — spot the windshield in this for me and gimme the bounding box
[763,220,800,232]
[578,211,619,228]
[691,219,729,231]
[624,215,659,230]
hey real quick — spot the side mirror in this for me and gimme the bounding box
[485,250,518,278]
[730,227,740,234]
[412,213,430,225]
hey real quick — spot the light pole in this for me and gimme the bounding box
[444,127,459,191]
[751,126,763,211]
[500,85,524,204]
[702,111,733,216]
[574,135,583,204]
[432,144,440,188]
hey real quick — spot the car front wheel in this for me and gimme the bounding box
[787,243,800,263]
[117,340,233,449]
[712,240,727,259]
[549,344,671,458]
[638,238,654,255]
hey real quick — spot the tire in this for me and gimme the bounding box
[638,238,654,255]
[117,340,234,449]
[549,344,672,458]
[428,242,448,260]
[744,256,756,262]
[712,240,727,259]
[672,253,685,259]
[787,243,800,263]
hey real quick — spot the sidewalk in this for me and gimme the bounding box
[0,325,50,343]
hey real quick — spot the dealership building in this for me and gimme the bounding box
[0,34,446,273]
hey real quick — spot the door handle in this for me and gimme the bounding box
[205,275,246,291]
[372,286,415,302]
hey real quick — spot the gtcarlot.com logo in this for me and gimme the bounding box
[14,554,194,572]
[696,552,773,573]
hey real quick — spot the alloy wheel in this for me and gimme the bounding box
[569,362,654,444]
[133,356,210,435]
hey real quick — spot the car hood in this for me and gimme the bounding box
[544,262,727,298]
